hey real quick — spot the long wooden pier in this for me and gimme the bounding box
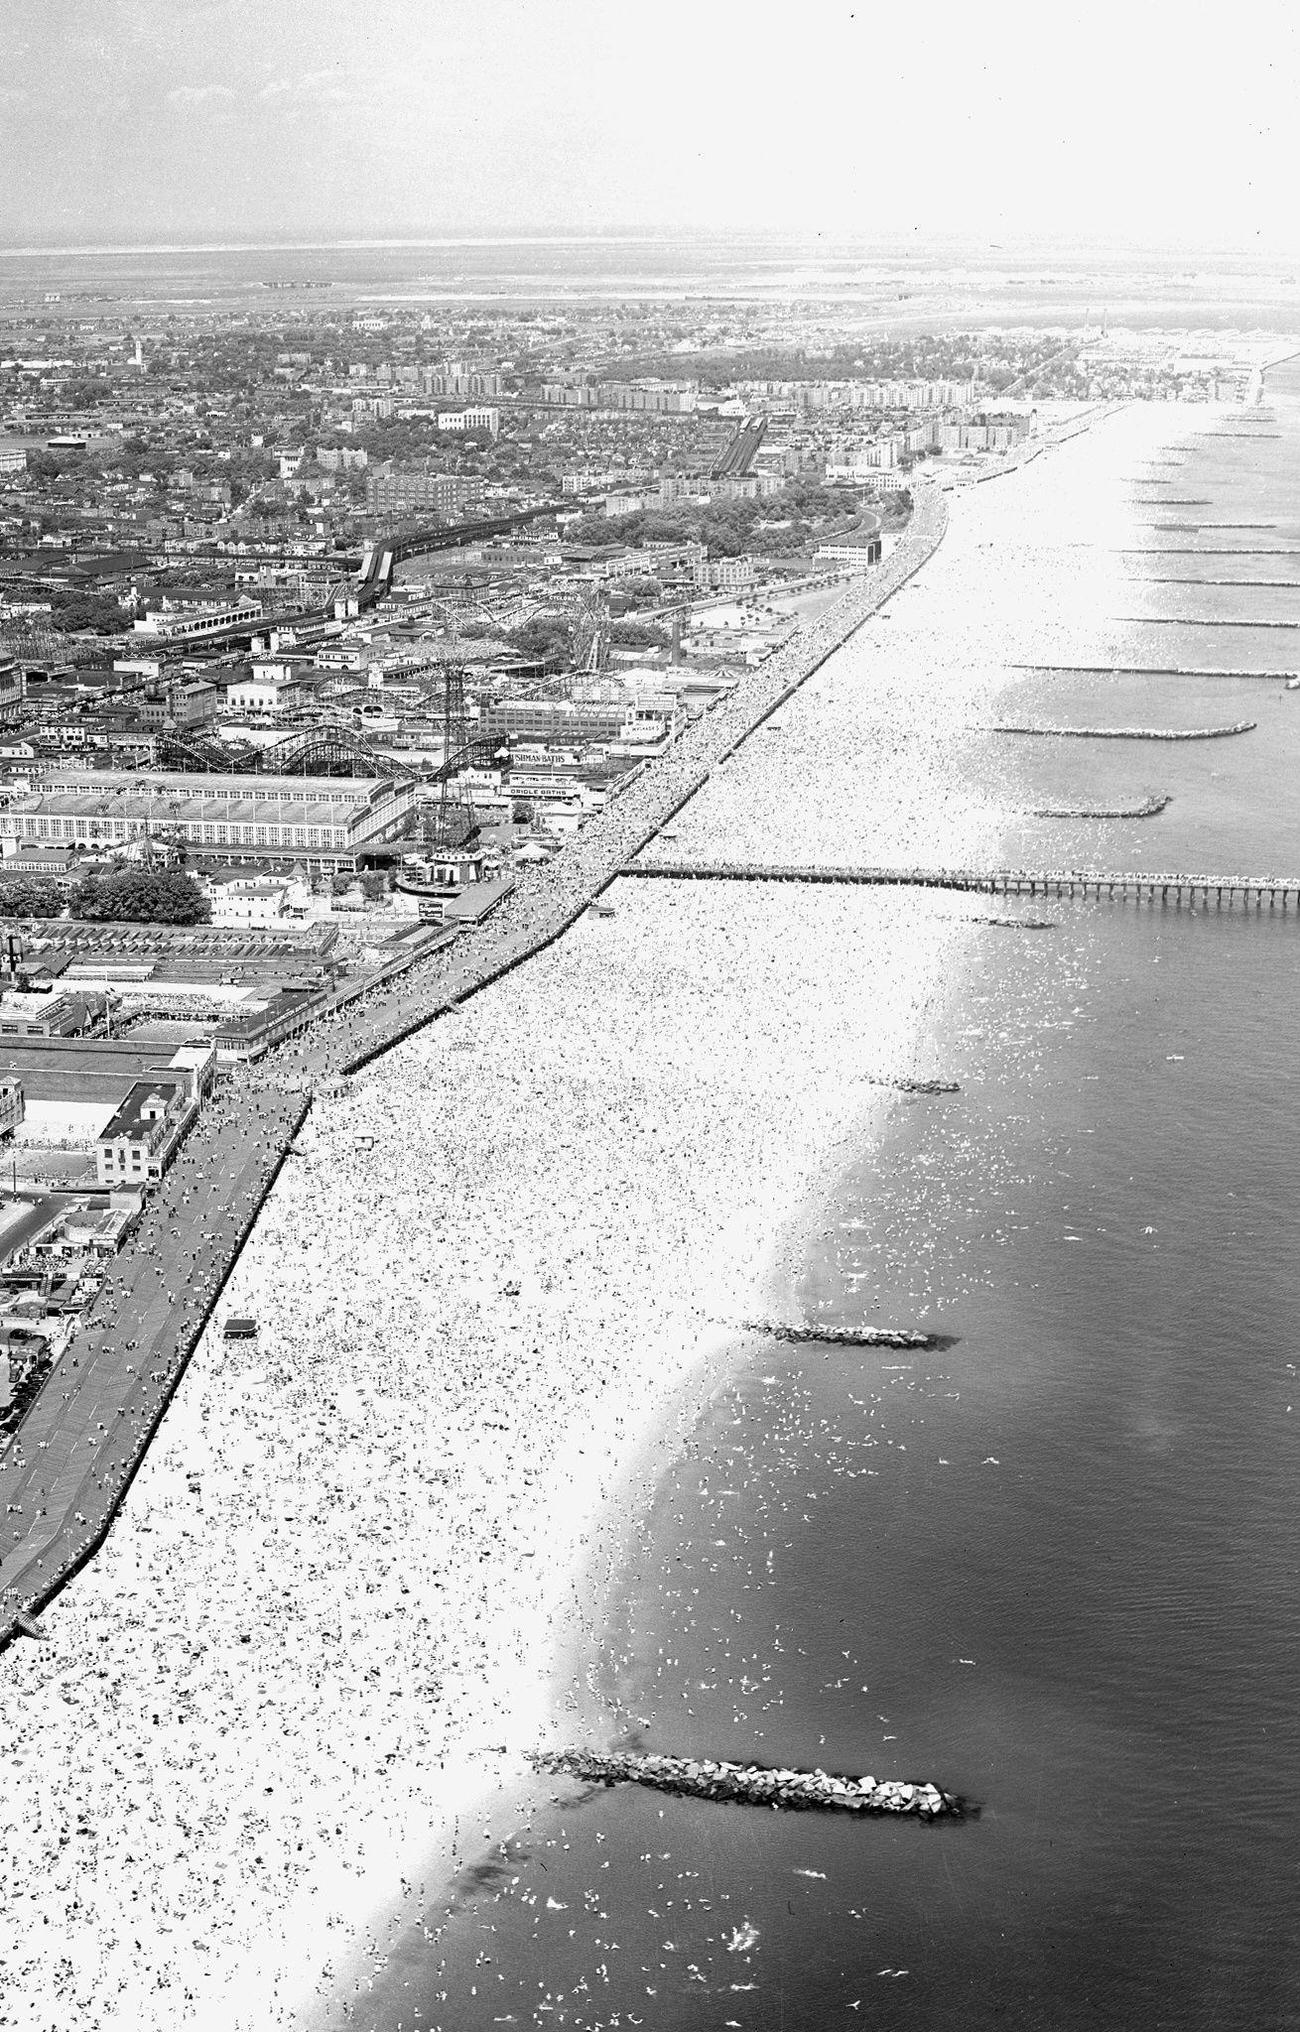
[623,861,1300,909]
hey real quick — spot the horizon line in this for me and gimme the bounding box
[0,230,1292,262]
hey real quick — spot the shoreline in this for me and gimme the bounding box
[266,396,1257,2027]
[306,399,1159,2017]
[236,473,970,2029]
[0,398,1232,2032]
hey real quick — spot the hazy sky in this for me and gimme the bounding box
[0,0,1297,250]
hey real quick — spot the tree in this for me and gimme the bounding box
[0,876,63,918]
[511,800,534,826]
[508,615,573,670]
[63,376,109,409]
[49,589,125,637]
[72,868,210,925]
[25,449,72,483]
[610,618,671,650]
[359,870,388,901]
[608,576,663,612]
[563,511,628,547]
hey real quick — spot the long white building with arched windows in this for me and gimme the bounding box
[0,769,416,873]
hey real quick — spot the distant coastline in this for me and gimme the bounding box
[0,233,680,258]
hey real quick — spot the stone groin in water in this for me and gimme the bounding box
[531,1749,965,1820]
[950,912,1057,930]
[1013,663,1299,679]
[1112,614,1300,629]
[990,721,1256,741]
[1032,793,1171,819]
[739,1322,956,1351]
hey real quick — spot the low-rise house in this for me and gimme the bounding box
[204,872,295,926]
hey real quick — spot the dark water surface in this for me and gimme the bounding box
[358,377,1300,2030]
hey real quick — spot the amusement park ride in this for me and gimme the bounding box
[97,518,611,903]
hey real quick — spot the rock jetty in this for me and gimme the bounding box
[531,1749,964,1819]
[991,721,1255,741]
[1013,661,1300,680]
[961,913,1056,930]
[1031,793,1170,819]
[741,1322,952,1351]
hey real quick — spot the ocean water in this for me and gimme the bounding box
[354,376,1300,2029]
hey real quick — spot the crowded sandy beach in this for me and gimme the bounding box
[0,399,1223,2031]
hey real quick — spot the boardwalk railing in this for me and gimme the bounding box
[623,861,1300,909]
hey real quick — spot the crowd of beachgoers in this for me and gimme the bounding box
[0,401,1224,2031]
[642,407,1215,874]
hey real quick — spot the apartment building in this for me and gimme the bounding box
[365,468,479,518]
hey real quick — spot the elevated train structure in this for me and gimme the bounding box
[710,416,767,480]
[149,499,574,657]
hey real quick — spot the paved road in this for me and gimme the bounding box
[0,1193,69,1262]
[0,1084,305,1631]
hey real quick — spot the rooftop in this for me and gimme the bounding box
[97,1078,182,1145]
[0,1038,207,1106]
[35,769,407,803]
[11,789,378,828]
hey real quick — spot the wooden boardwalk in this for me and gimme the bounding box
[624,861,1300,909]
